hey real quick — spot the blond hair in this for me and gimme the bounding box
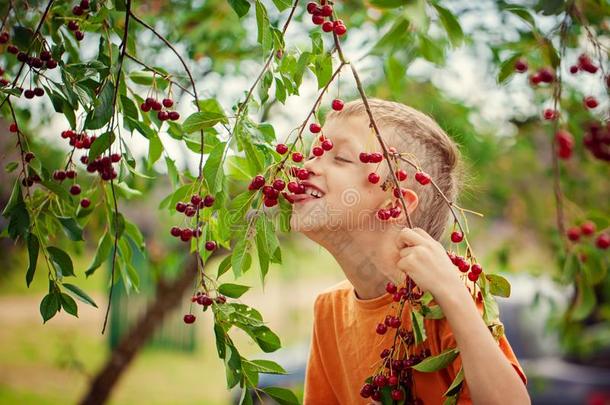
[326,98,463,240]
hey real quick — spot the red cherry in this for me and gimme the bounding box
[170,226,181,237]
[168,111,180,121]
[320,4,332,16]
[275,143,288,154]
[359,152,370,163]
[415,172,430,185]
[451,231,464,243]
[514,58,528,73]
[360,384,373,398]
[162,98,174,108]
[9,123,18,133]
[205,241,217,251]
[70,184,81,195]
[292,152,303,162]
[580,221,596,236]
[538,67,554,83]
[377,209,391,220]
[264,198,278,207]
[72,5,84,15]
[321,139,333,151]
[391,389,404,401]
[180,228,193,241]
[191,195,202,206]
[322,21,333,32]
[306,2,317,14]
[376,323,387,335]
[312,14,325,25]
[183,314,196,324]
[458,259,470,273]
[75,31,84,41]
[373,374,388,387]
[176,202,187,212]
[249,175,266,190]
[584,96,598,109]
[309,123,321,133]
[368,173,380,184]
[331,99,344,111]
[570,65,579,74]
[543,109,558,120]
[313,146,324,156]
[596,234,610,250]
[555,130,574,149]
[203,195,215,207]
[529,73,542,86]
[396,169,407,181]
[388,375,399,386]
[25,152,35,163]
[334,23,347,36]
[369,153,383,163]
[566,227,581,242]
[471,264,482,275]
[296,168,310,180]
[467,272,479,282]
[184,206,197,217]
[385,281,397,294]
[80,198,91,208]
[157,111,169,121]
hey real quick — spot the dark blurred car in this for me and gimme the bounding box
[233,275,610,404]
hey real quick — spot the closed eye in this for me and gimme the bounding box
[335,156,352,163]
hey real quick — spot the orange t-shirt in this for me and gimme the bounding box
[303,280,527,405]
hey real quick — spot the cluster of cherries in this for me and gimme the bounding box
[67,0,91,41]
[583,120,610,162]
[360,281,428,403]
[139,97,180,122]
[5,43,59,74]
[183,292,227,324]
[170,193,217,250]
[566,221,610,251]
[305,1,347,36]
[61,129,96,149]
[514,59,555,86]
[448,231,483,282]
[81,152,121,181]
[555,129,575,160]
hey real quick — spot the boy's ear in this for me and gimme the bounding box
[381,188,419,223]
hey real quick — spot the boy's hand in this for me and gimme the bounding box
[394,227,463,300]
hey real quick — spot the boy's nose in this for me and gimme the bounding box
[303,155,323,176]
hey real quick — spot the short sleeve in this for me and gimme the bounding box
[439,299,528,403]
[303,295,340,405]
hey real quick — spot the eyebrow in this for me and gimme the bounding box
[328,136,359,155]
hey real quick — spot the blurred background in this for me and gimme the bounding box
[1,0,609,404]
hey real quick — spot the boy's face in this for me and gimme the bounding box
[290,114,401,236]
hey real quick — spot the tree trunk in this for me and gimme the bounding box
[79,257,198,405]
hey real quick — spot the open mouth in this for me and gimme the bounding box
[283,186,325,204]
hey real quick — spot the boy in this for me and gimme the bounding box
[291,99,529,404]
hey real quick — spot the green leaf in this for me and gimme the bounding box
[255,0,273,53]
[147,133,163,169]
[86,232,113,276]
[58,216,84,241]
[503,6,536,29]
[368,0,409,8]
[418,33,444,64]
[232,239,251,278]
[248,359,287,374]
[497,54,521,84]
[63,283,98,308]
[261,387,299,405]
[482,288,500,325]
[422,304,444,319]
[413,348,459,372]
[84,81,114,130]
[312,53,332,89]
[5,161,18,173]
[411,309,426,344]
[203,142,226,194]
[47,246,75,277]
[572,276,596,321]
[60,293,78,317]
[240,389,254,405]
[444,367,464,397]
[88,131,116,161]
[214,323,227,358]
[250,326,281,352]
[486,274,511,298]
[129,70,170,89]
[228,0,251,17]
[271,0,291,11]
[40,293,61,323]
[224,343,243,388]
[183,111,227,133]
[432,4,464,47]
[3,182,29,239]
[26,233,39,287]
[218,283,251,298]
[217,254,233,279]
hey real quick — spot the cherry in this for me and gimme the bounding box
[322,21,334,32]
[376,323,387,335]
[215,295,226,304]
[388,375,399,386]
[393,187,404,198]
[584,96,598,109]
[80,198,91,208]
[396,169,407,181]
[596,234,610,249]
[371,390,382,401]
[46,59,58,69]
[377,209,391,220]
[80,0,90,8]
[313,146,324,156]
[53,170,67,181]
[162,98,174,108]
[467,272,479,282]
[9,123,18,133]
[68,20,79,31]
[248,175,265,190]
[389,206,401,218]
[321,139,333,151]
[514,58,528,73]
[543,109,558,120]
[415,172,431,185]
[555,130,574,149]
[287,181,300,193]
[168,111,180,120]
[320,4,332,16]
[184,206,196,217]
[334,22,347,36]
[331,99,344,111]
[369,152,383,163]
[360,384,373,398]
[72,5,84,15]
[306,2,317,14]
[157,111,169,121]
[203,195,215,207]
[24,89,35,99]
[471,264,483,275]
[385,281,397,294]
[75,31,85,41]
[292,152,303,162]
[24,152,35,162]
[570,65,579,74]
[391,389,404,401]
[538,67,554,83]
[373,374,388,387]
[183,314,196,324]
[176,202,187,212]
[205,241,217,251]
[191,195,202,206]
[578,54,598,74]
[368,173,380,184]
[272,179,286,191]
[180,228,193,241]
[566,227,581,242]
[380,348,391,358]
[69,184,81,195]
[170,226,181,237]
[275,143,288,154]
[264,198,278,207]
[263,185,279,199]
[457,259,470,273]
[451,231,463,243]
[309,123,321,133]
[359,152,370,163]
[110,153,121,162]
[0,32,8,44]
[580,221,596,236]
[295,169,309,180]
[312,14,325,25]
[151,100,163,111]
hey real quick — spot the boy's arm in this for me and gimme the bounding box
[395,228,530,405]
[303,297,340,405]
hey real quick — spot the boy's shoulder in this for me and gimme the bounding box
[313,279,353,308]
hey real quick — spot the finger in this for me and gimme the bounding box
[396,256,415,274]
[413,227,434,240]
[396,227,428,249]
